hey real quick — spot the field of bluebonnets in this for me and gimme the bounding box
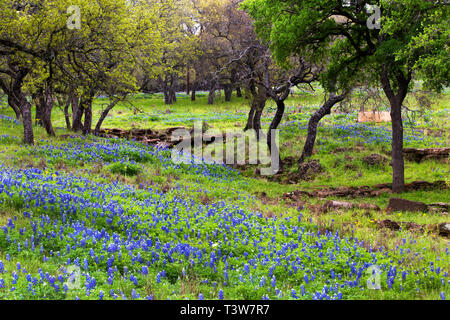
[0,89,449,300]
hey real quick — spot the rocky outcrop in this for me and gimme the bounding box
[386,198,428,213]
[403,148,450,162]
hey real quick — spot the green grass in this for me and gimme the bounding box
[0,88,448,300]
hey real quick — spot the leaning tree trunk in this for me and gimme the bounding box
[267,99,285,171]
[253,86,267,140]
[244,104,256,131]
[10,67,33,144]
[253,103,264,140]
[94,98,120,135]
[299,92,347,164]
[7,96,21,120]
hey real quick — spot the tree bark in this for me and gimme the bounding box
[0,79,21,119]
[380,67,410,193]
[253,103,264,139]
[40,86,55,136]
[169,86,177,104]
[253,85,267,140]
[236,87,242,98]
[72,93,83,132]
[299,92,347,164]
[64,94,72,130]
[208,87,215,105]
[163,75,177,104]
[186,65,190,95]
[224,84,232,102]
[267,99,285,171]
[21,99,34,145]
[244,104,255,131]
[10,67,33,144]
[82,96,93,135]
[94,98,120,135]
[191,89,196,101]
[72,104,84,132]
[6,96,21,120]
[33,92,43,127]
[244,83,266,134]
[390,98,404,193]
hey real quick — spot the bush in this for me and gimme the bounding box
[108,162,141,176]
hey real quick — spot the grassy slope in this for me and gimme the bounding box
[0,88,448,300]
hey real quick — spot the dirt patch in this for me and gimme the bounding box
[259,191,285,207]
[287,160,323,182]
[282,180,447,200]
[282,156,296,168]
[322,200,380,212]
[377,219,401,231]
[97,127,187,148]
[428,203,449,215]
[438,223,450,238]
[377,219,449,238]
[333,147,352,153]
[362,153,388,166]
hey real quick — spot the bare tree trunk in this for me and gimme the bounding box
[299,92,347,164]
[236,87,242,97]
[40,87,55,136]
[244,104,255,131]
[267,99,285,170]
[33,92,43,127]
[7,96,21,120]
[163,75,177,104]
[380,67,409,193]
[253,104,264,139]
[390,98,404,193]
[72,105,84,132]
[94,98,120,135]
[224,84,232,102]
[10,67,33,144]
[0,79,21,119]
[191,88,196,101]
[208,87,215,105]
[72,93,84,132]
[253,85,267,140]
[186,65,190,95]
[64,94,72,130]
[169,87,177,104]
[21,99,34,145]
[82,96,93,135]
